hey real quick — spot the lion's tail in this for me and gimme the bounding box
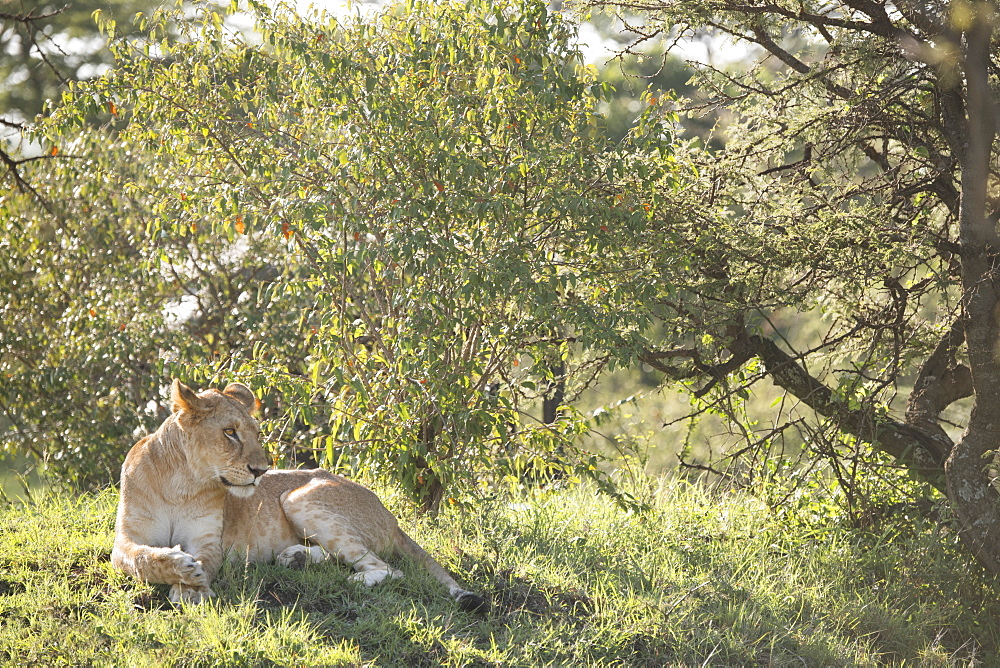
[395,527,488,612]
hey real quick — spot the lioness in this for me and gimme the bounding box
[111,379,486,611]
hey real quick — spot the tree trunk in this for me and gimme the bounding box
[942,6,1000,575]
[542,359,565,425]
[415,417,445,515]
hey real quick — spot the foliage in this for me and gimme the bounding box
[4,0,677,508]
[0,1,231,485]
[0,119,315,485]
[0,0,212,195]
[2,482,998,665]
[568,0,1000,570]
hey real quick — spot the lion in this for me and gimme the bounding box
[111,379,486,611]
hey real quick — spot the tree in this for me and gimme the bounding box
[0,120,322,485]
[573,0,1000,571]
[12,0,675,509]
[1,0,245,486]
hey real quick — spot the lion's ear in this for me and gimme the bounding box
[223,382,260,414]
[171,379,206,414]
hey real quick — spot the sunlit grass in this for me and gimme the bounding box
[0,480,997,665]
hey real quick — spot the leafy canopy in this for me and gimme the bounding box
[10,0,678,506]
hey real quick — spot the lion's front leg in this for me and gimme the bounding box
[113,526,224,604]
[112,541,211,588]
[159,544,217,604]
[165,528,225,604]
[168,580,215,604]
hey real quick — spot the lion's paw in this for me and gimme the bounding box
[164,546,208,587]
[277,545,326,570]
[168,584,216,605]
[349,567,403,587]
[276,545,310,570]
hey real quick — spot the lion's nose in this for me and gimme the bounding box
[248,464,268,479]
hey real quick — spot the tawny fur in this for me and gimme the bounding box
[111,380,486,610]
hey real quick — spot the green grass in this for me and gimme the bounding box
[1,480,998,666]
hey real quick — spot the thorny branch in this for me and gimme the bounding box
[1,4,75,213]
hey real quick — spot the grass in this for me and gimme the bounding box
[1,479,999,666]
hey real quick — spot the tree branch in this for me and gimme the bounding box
[748,23,854,99]
[0,147,56,215]
[733,332,948,491]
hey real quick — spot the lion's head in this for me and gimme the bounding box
[171,379,270,498]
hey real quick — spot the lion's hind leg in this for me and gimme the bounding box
[285,530,402,587]
[279,479,403,586]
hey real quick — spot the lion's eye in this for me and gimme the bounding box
[224,428,237,438]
